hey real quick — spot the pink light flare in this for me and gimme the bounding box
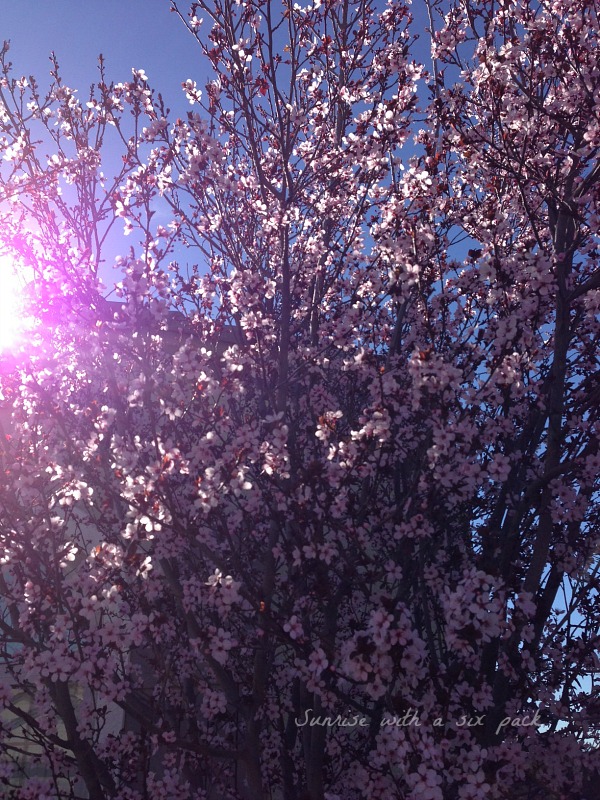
[0,254,29,354]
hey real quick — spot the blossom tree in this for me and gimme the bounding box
[0,0,599,798]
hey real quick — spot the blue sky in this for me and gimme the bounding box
[0,1,218,288]
[0,1,209,117]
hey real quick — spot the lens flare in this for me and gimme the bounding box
[0,254,26,353]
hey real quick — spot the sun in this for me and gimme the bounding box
[0,254,27,353]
